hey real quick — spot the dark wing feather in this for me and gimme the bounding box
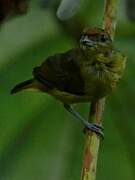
[33,49,85,95]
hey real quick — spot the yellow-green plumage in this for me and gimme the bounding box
[11,28,126,105]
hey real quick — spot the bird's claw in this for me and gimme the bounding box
[83,122,104,139]
[93,123,104,131]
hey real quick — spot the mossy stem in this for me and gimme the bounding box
[80,1,120,180]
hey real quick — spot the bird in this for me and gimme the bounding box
[11,27,126,138]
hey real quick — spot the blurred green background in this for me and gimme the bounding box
[0,0,135,180]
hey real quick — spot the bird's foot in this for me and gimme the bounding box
[63,104,104,139]
[84,122,104,139]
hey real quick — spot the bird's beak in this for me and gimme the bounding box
[80,35,94,46]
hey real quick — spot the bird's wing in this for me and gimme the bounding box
[33,49,85,96]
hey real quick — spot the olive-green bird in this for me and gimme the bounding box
[11,28,126,137]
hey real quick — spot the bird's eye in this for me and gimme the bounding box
[100,34,107,42]
[105,62,113,68]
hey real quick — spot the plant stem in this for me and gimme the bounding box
[80,1,119,180]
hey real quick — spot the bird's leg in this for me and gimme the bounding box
[64,104,104,138]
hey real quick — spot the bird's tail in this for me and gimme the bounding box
[11,79,35,94]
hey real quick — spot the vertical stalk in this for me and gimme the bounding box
[80,1,119,180]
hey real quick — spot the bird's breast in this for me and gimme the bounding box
[81,62,118,99]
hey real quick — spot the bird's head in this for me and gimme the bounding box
[80,28,112,51]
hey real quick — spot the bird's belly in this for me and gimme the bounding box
[48,88,92,104]
[85,78,115,99]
